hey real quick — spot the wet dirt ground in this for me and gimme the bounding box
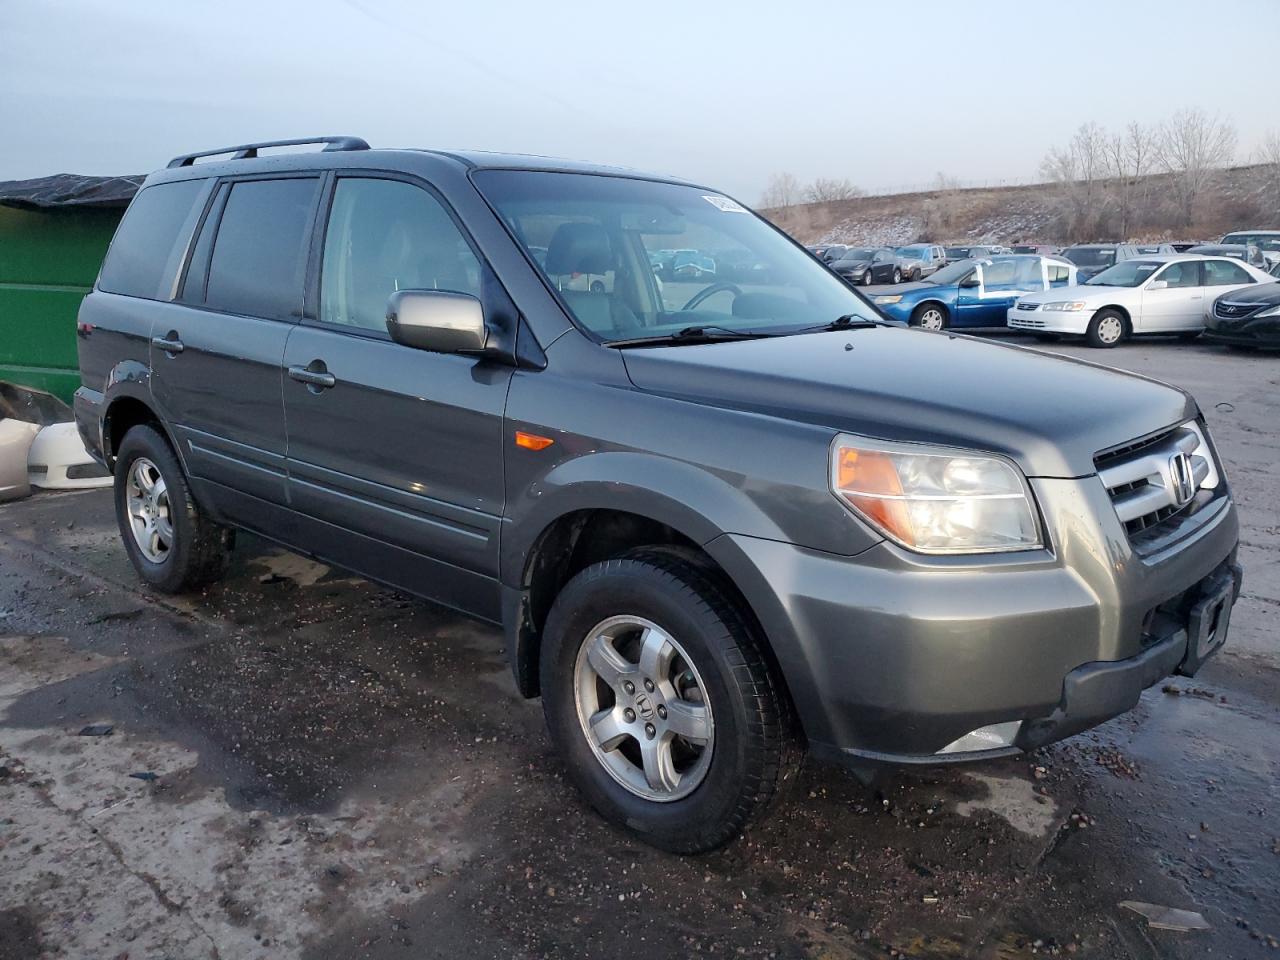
[1,338,1277,959]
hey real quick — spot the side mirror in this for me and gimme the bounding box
[386,290,487,354]
[1148,279,1168,290]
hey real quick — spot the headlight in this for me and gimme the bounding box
[874,295,903,305]
[1042,301,1088,312]
[830,435,1042,554]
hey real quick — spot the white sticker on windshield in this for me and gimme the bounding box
[702,195,748,213]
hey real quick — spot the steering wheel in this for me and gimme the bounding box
[681,282,743,312]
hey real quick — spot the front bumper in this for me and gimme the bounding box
[1203,314,1280,347]
[1007,305,1096,333]
[707,475,1240,766]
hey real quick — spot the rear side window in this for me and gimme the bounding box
[99,179,207,300]
[1204,259,1251,286]
[203,178,320,320]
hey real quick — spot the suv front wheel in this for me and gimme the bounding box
[539,550,796,852]
[113,424,234,593]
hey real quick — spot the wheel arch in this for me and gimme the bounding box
[102,393,178,469]
[504,483,799,729]
[910,299,950,324]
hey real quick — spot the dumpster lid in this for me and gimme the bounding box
[0,173,143,211]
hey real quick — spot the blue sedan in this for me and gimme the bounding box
[870,255,1077,330]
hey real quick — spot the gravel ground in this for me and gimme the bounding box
[1,337,1277,959]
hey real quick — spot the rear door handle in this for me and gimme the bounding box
[152,334,184,354]
[288,364,336,389]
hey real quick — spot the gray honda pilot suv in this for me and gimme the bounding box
[75,136,1241,852]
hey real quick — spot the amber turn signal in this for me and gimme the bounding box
[515,431,554,451]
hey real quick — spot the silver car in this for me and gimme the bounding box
[894,244,945,280]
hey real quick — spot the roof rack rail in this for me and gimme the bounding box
[166,136,370,169]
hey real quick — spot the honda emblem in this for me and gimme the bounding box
[1169,452,1195,506]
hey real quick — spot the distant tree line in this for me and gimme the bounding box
[1038,110,1272,240]
[760,172,863,208]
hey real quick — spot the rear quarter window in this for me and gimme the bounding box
[98,179,209,300]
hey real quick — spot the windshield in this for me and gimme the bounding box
[1085,259,1161,286]
[839,248,878,260]
[475,171,878,342]
[896,247,924,259]
[924,260,978,285]
[1064,247,1116,267]
[1223,233,1280,252]
[1011,245,1037,254]
[944,247,971,258]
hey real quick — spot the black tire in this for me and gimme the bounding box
[1177,330,1201,342]
[892,268,902,284]
[539,550,796,853]
[861,272,873,286]
[1085,308,1126,348]
[910,302,949,331]
[113,424,234,593]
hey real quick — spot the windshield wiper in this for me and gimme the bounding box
[787,314,884,335]
[607,325,775,348]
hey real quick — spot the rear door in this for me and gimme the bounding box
[281,174,512,619]
[151,175,321,511]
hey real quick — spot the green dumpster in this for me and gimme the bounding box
[0,175,139,404]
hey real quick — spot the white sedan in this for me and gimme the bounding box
[1008,254,1275,347]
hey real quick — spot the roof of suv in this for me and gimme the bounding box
[151,136,694,187]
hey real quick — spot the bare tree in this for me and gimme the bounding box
[759,172,802,210]
[1040,122,1111,240]
[1255,130,1280,218]
[1104,121,1157,237]
[922,172,964,238]
[804,177,863,203]
[1157,109,1237,225]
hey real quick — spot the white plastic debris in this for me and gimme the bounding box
[27,422,111,490]
[1119,901,1212,932]
[1,419,41,501]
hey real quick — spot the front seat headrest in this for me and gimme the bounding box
[545,222,613,276]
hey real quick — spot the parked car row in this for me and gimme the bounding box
[860,250,1279,350]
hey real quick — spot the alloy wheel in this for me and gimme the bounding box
[125,457,173,563]
[573,615,714,802]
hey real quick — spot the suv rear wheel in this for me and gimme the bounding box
[539,550,795,852]
[113,424,233,593]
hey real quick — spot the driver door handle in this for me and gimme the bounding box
[288,364,336,389]
[151,334,184,354]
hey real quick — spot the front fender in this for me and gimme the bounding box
[500,450,791,586]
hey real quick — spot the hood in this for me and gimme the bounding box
[1215,280,1280,305]
[833,259,872,269]
[879,280,935,298]
[620,327,1194,477]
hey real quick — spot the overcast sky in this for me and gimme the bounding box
[4,0,1278,202]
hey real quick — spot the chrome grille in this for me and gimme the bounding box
[1095,427,1211,536]
[1016,301,1040,311]
[1213,300,1263,321]
[1009,316,1045,329]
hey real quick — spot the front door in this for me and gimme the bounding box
[955,259,1040,327]
[151,176,321,510]
[282,175,513,619]
[1137,260,1203,331]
